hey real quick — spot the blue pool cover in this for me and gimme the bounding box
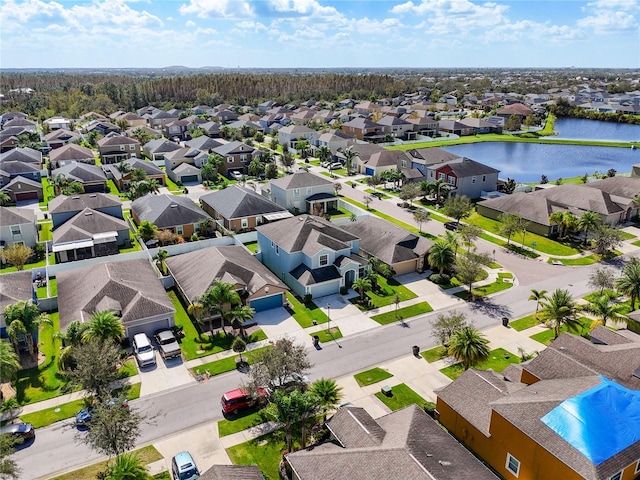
[541,376,640,465]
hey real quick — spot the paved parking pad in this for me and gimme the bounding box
[139,352,195,397]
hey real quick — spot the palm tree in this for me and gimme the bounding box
[428,240,455,274]
[82,310,125,343]
[447,326,491,370]
[582,294,628,328]
[338,146,358,174]
[152,249,169,275]
[538,288,581,339]
[0,341,21,385]
[230,305,255,338]
[577,211,601,245]
[616,259,640,310]
[198,282,241,334]
[528,289,548,317]
[137,220,157,243]
[0,191,10,206]
[116,161,132,174]
[443,230,460,259]
[105,453,151,480]
[316,146,331,163]
[4,300,51,355]
[352,277,371,302]
[310,378,343,421]
[268,390,305,453]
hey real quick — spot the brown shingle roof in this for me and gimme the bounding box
[199,465,264,480]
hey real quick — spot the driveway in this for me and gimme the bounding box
[138,351,195,397]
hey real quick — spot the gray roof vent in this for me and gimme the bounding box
[170,204,178,208]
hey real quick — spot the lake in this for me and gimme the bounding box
[442,142,640,184]
[554,118,640,142]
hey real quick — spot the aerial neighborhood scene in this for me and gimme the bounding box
[1,0,640,479]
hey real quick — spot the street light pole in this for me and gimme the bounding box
[327,303,331,333]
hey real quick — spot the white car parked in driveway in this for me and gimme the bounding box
[132,333,156,367]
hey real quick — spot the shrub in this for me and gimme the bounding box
[340,286,348,295]
[423,402,437,417]
[429,273,451,285]
[303,294,312,304]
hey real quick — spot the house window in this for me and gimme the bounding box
[119,145,126,151]
[319,254,328,266]
[271,241,274,248]
[472,176,476,184]
[609,473,622,480]
[241,155,247,162]
[482,174,486,181]
[307,187,312,195]
[438,172,445,180]
[275,245,279,255]
[293,188,300,197]
[227,157,234,163]
[506,454,520,477]
[430,171,434,178]
[194,223,200,232]
[10,225,21,235]
[241,218,248,229]
[129,145,135,151]
[401,160,407,168]
[448,176,456,186]
[176,226,183,235]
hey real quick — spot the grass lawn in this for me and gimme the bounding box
[40,177,52,206]
[530,317,592,345]
[421,345,448,363]
[218,408,269,437]
[15,312,70,405]
[119,234,142,253]
[454,275,514,300]
[38,221,53,241]
[371,302,433,325]
[632,240,640,247]
[50,445,162,480]
[374,383,426,411]
[583,289,620,302]
[439,348,520,380]
[364,189,391,199]
[164,174,182,192]
[36,278,57,298]
[467,212,579,256]
[286,292,329,328]
[548,250,621,265]
[0,256,48,274]
[352,277,417,311]
[354,367,393,386]
[189,346,270,377]
[106,179,126,199]
[118,358,138,378]
[227,430,290,480]
[620,231,636,241]
[325,207,351,219]
[509,314,541,331]
[243,241,259,253]
[309,326,342,343]
[20,382,141,428]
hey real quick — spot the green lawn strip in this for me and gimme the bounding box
[509,314,542,331]
[467,212,579,256]
[286,292,329,328]
[0,256,48,274]
[50,445,162,480]
[154,472,171,480]
[364,189,391,199]
[106,179,126,199]
[118,358,138,378]
[583,289,620,302]
[354,367,393,387]
[243,241,259,253]
[36,278,57,299]
[530,317,593,345]
[164,173,182,192]
[620,231,636,241]
[309,326,342,343]
[439,348,521,381]
[421,345,448,363]
[374,383,426,411]
[453,274,514,299]
[119,234,142,253]
[227,430,291,480]
[38,221,53,241]
[189,346,270,377]
[371,302,433,325]
[218,409,269,437]
[548,251,621,265]
[352,277,418,311]
[40,177,52,206]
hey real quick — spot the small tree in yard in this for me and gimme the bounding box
[137,221,157,243]
[454,254,487,298]
[353,277,372,302]
[588,266,615,294]
[232,337,247,363]
[459,224,482,253]
[399,182,420,206]
[498,212,525,245]
[310,378,343,421]
[103,453,151,480]
[431,311,469,347]
[67,339,122,398]
[528,289,548,317]
[442,195,473,225]
[268,389,318,452]
[247,338,311,396]
[413,209,431,233]
[1,244,33,270]
[363,195,374,210]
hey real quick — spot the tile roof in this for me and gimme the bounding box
[0,206,36,227]
[131,193,211,229]
[165,245,287,301]
[48,193,122,214]
[0,271,33,311]
[56,258,175,332]
[200,185,288,220]
[268,171,333,190]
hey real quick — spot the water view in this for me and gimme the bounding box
[554,118,640,142]
[442,142,640,184]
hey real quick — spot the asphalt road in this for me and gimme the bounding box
[18,249,611,479]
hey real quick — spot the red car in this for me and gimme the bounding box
[221,387,268,415]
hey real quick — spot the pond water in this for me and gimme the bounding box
[442,142,640,184]
[554,118,640,142]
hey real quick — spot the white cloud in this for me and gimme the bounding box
[268,0,339,17]
[179,0,254,18]
[577,0,639,33]
[185,20,196,27]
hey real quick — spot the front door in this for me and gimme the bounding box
[345,270,355,289]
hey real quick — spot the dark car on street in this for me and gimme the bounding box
[444,221,459,231]
[0,422,35,444]
[76,398,129,427]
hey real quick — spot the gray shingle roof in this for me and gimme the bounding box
[52,162,106,183]
[0,206,36,227]
[268,172,333,190]
[531,184,622,215]
[477,192,557,226]
[185,136,224,151]
[0,161,41,175]
[0,271,33,311]
[290,264,341,285]
[200,185,288,220]
[339,216,433,265]
[143,139,181,154]
[52,208,128,244]
[0,147,41,164]
[586,176,640,202]
[211,140,255,156]
[131,194,211,229]
[165,245,287,302]
[107,158,164,180]
[405,147,459,165]
[199,465,264,480]
[48,193,122,214]
[56,258,174,332]
[49,144,95,163]
[442,157,500,176]
[97,135,139,147]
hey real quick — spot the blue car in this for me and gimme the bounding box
[75,398,129,427]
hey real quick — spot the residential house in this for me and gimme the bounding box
[459,117,502,134]
[163,147,208,171]
[496,103,532,121]
[258,100,278,114]
[51,162,108,193]
[56,258,175,338]
[44,129,83,150]
[435,329,640,480]
[340,216,434,274]
[0,176,43,203]
[211,141,256,178]
[0,132,19,152]
[0,271,35,333]
[337,144,401,176]
[3,118,38,132]
[215,109,238,124]
[184,136,224,152]
[163,119,191,141]
[113,112,145,128]
[137,105,161,117]
[199,465,264,480]
[125,125,161,139]
[199,121,221,137]
[107,157,166,191]
[377,115,414,139]
[167,245,289,313]
[0,147,42,166]
[262,171,336,214]
[52,208,131,263]
[49,144,95,167]
[131,193,212,240]
[257,215,367,298]
[476,192,561,236]
[83,120,121,136]
[341,117,386,142]
[402,114,438,137]
[97,134,141,164]
[0,162,41,187]
[438,119,475,137]
[143,138,181,162]
[312,129,355,151]
[200,185,292,233]
[147,110,179,130]
[585,176,640,221]
[0,112,28,126]
[290,109,317,125]
[43,117,72,131]
[191,105,215,116]
[48,192,123,228]
[0,206,38,248]
[287,404,499,480]
[168,163,202,185]
[353,101,382,115]
[278,125,316,149]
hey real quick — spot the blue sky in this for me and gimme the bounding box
[1,0,638,68]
